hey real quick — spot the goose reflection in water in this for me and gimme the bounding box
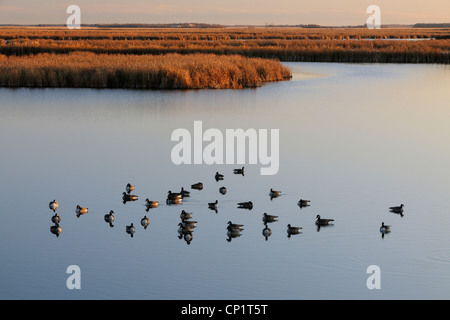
[50,223,62,237]
[262,224,272,241]
[104,210,115,227]
[177,223,195,244]
[126,223,136,237]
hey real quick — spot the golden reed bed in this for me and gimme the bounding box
[0,52,292,89]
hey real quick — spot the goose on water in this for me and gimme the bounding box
[126,183,135,194]
[49,200,59,212]
[76,205,88,217]
[262,212,278,223]
[227,221,244,230]
[315,215,334,226]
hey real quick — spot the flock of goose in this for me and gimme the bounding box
[48,167,405,243]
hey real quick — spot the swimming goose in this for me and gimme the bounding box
[233,167,245,175]
[389,204,404,213]
[262,225,272,241]
[166,191,182,204]
[180,187,191,198]
[262,212,278,223]
[50,223,62,237]
[315,215,334,226]
[180,210,192,220]
[123,192,138,203]
[219,186,227,195]
[237,201,253,210]
[269,188,281,198]
[51,213,61,224]
[141,216,150,229]
[227,221,244,230]
[126,183,135,194]
[287,224,302,235]
[76,205,88,217]
[177,222,193,235]
[215,172,224,181]
[126,223,136,237]
[208,200,218,209]
[145,198,159,209]
[104,210,115,227]
[49,200,59,212]
[297,199,311,207]
[191,182,203,190]
[181,218,197,228]
[227,225,243,241]
[380,222,391,233]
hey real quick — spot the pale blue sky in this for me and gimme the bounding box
[0,0,449,25]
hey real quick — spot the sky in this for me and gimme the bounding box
[0,0,449,26]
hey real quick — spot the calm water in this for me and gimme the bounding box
[1,62,450,300]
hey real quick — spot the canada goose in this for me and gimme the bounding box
[380,222,391,233]
[389,204,404,213]
[104,210,115,227]
[233,167,245,175]
[297,199,311,207]
[237,201,253,210]
[76,205,88,217]
[262,225,272,241]
[180,210,192,220]
[126,183,135,194]
[262,212,278,223]
[287,224,302,234]
[181,218,197,228]
[141,216,150,229]
[145,198,159,208]
[315,215,334,226]
[191,182,204,190]
[51,213,61,224]
[126,223,136,237]
[183,230,194,244]
[49,200,58,212]
[226,225,243,241]
[123,192,138,202]
[208,200,218,209]
[177,222,193,235]
[269,188,281,197]
[167,191,182,200]
[227,221,244,230]
[215,172,224,181]
[50,223,62,237]
[219,186,227,195]
[180,187,190,198]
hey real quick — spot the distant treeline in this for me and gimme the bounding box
[413,23,450,28]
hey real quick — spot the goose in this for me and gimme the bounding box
[227,221,244,230]
[177,222,193,235]
[227,225,243,241]
[208,200,218,209]
[262,225,272,241]
[315,215,334,226]
[269,188,281,198]
[287,224,302,234]
[50,223,62,237]
[126,223,136,237]
[145,198,159,208]
[180,187,190,198]
[167,191,182,200]
[180,210,192,220]
[126,183,135,194]
[237,201,253,210]
[76,205,88,217]
[215,172,224,181]
[104,210,115,226]
[297,199,311,207]
[141,216,150,229]
[122,192,138,202]
[380,222,391,233]
[191,182,203,190]
[51,213,61,224]
[219,186,227,195]
[262,212,278,223]
[49,200,59,212]
[233,167,245,175]
[181,218,197,228]
[183,230,194,244]
[389,204,404,213]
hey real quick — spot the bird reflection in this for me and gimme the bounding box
[126,183,135,194]
[50,223,62,237]
[219,186,227,195]
[178,223,195,244]
[49,200,58,212]
[104,210,115,227]
[183,230,194,245]
[141,216,150,230]
[51,213,61,224]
